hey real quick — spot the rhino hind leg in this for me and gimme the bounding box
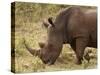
[75,37,88,64]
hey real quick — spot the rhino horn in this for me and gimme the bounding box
[24,39,40,56]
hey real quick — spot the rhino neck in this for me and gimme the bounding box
[54,7,72,30]
[53,7,73,44]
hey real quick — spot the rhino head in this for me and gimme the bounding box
[38,42,61,65]
[24,17,63,65]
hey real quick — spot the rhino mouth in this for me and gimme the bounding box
[40,55,58,65]
[40,55,55,65]
[42,59,54,65]
[42,59,50,64]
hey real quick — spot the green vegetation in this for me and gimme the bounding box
[11,2,97,73]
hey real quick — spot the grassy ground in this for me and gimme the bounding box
[11,2,97,73]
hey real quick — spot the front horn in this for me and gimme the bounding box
[23,39,40,56]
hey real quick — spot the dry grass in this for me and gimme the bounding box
[11,2,97,73]
[13,22,97,73]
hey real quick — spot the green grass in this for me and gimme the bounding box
[11,2,97,73]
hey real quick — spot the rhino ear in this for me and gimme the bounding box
[48,17,55,27]
[39,42,45,48]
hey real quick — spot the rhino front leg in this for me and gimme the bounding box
[75,37,88,64]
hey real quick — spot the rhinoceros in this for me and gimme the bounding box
[24,6,97,65]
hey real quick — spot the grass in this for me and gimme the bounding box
[11,2,97,73]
